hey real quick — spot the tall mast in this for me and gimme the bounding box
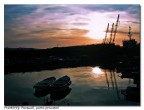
[112,14,120,43]
[109,23,114,44]
[128,26,132,40]
[103,23,109,44]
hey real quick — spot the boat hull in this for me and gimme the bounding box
[51,75,72,93]
[33,77,56,97]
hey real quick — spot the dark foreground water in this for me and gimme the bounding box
[4,66,139,106]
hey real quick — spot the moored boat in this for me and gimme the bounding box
[51,75,71,92]
[33,77,56,97]
[33,77,56,88]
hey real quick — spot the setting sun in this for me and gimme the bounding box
[85,13,110,40]
[86,24,105,40]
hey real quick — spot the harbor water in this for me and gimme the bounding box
[4,66,139,106]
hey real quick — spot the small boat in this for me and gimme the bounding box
[33,77,56,97]
[33,77,56,88]
[51,75,71,92]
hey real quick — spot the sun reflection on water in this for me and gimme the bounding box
[92,67,104,76]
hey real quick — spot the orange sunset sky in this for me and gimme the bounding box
[4,4,140,48]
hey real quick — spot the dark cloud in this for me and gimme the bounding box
[126,21,140,24]
[82,4,140,20]
[44,5,73,14]
[4,5,37,22]
[71,22,88,26]
[82,4,140,13]
[116,30,140,35]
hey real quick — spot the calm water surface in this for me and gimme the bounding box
[4,66,139,106]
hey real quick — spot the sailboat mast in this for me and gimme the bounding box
[128,26,132,40]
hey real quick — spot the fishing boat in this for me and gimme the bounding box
[51,75,71,92]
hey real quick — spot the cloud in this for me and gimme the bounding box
[81,4,140,22]
[125,21,140,25]
[81,4,140,13]
[4,4,140,48]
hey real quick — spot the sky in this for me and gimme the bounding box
[4,4,140,49]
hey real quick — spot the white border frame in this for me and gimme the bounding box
[1,0,143,109]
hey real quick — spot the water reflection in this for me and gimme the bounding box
[120,67,140,102]
[42,87,72,105]
[33,88,50,98]
[92,68,120,99]
[104,71,109,89]
[92,67,104,76]
[50,87,72,101]
[4,66,139,105]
